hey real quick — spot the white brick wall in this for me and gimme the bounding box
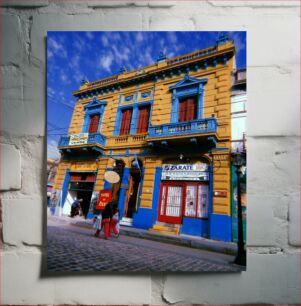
[0,1,300,304]
[0,144,21,191]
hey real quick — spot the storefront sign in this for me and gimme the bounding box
[96,190,112,210]
[69,133,88,145]
[161,163,209,181]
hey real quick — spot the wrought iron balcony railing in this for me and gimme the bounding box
[147,117,218,139]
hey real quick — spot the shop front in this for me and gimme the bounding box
[157,162,212,237]
[61,171,97,218]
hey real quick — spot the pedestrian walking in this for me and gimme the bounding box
[69,199,83,217]
[110,202,120,237]
[93,213,102,237]
[101,202,113,239]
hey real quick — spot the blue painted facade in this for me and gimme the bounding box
[118,167,130,220]
[181,218,209,237]
[133,166,162,229]
[209,214,232,242]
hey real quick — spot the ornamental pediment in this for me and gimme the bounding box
[169,74,208,91]
[84,97,107,110]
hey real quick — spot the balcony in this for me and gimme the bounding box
[106,133,147,148]
[147,118,218,142]
[58,132,106,151]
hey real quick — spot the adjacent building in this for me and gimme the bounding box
[52,36,239,242]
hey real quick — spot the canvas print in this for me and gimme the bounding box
[47,31,247,272]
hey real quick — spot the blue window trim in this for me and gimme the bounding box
[82,97,107,133]
[169,73,208,123]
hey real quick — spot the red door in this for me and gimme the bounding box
[158,182,184,224]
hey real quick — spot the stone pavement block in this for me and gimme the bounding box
[0,0,49,6]
[1,13,24,66]
[247,195,278,247]
[248,137,300,196]
[248,66,300,136]
[0,143,21,191]
[31,13,143,64]
[149,15,195,30]
[163,252,300,304]
[2,198,43,246]
[2,251,151,304]
[288,194,300,246]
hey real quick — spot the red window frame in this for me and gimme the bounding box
[178,96,197,122]
[88,114,100,133]
[119,109,132,135]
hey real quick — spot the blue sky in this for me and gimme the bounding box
[47,31,246,159]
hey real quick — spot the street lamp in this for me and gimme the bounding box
[231,150,246,266]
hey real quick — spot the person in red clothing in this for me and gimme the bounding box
[110,202,120,238]
[101,202,113,239]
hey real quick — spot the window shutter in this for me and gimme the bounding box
[178,100,186,122]
[88,114,100,133]
[178,97,197,122]
[120,109,132,135]
[136,106,150,133]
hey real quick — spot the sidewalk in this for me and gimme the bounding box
[47,214,237,256]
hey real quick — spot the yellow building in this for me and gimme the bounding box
[54,36,235,241]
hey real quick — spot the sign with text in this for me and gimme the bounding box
[69,133,88,145]
[95,190,113,210]
[161,163,209,181]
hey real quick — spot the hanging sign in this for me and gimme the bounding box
[104,171,120,184]
[69,133,88,145]
[95,190,113,210]
[161,163,209,181]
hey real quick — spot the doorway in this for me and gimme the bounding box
[77,189,93,218]
[124,159,143,218]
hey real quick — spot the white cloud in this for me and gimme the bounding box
[136,32,144,43]
[168,32,178,44]
[48,49,53,59]
[48,37,67,58]
[60,71,71,84]
[111,45,130,65]
[69,55,80,69]
[101,34,109,47]
[86,31,94,40]
[47,143,61,159]
[99,53,113,73]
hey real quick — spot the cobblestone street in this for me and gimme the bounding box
[47,220,242,272]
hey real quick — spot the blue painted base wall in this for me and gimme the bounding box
[210,214,232,242]
[181,218,209,237]
[132,208,154,229]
